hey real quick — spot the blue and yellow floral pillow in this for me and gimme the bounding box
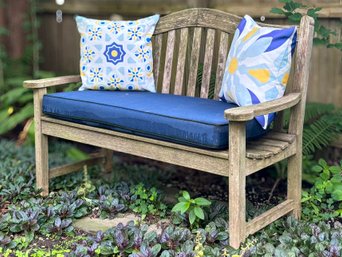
[75,15,160,92]
[219,15,297,129]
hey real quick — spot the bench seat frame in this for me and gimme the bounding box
[24,9,314,248]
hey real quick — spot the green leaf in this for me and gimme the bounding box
[194,206,204,220]
[160,250,171,257]
[189,209,196,225]
[318,159,327,167]
[270,8,285,15]
[288,13,302,22]
[172,202,190,214]
[307,8,321,17]
[194,197,211,206]
[0,103,34,135]
[312,165,323,173]
[182,191,191,201]
[329,166,341,174]
[313,38,329,45]
[151,244,161,257]
[332,190,342,201]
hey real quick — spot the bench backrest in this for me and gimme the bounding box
[152,8,290,99]
[151,8,314,133]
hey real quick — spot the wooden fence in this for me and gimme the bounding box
[37,0,342,108]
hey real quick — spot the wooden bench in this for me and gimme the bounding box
[24,8,314,248]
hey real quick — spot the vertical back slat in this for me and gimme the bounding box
[174,28,189,95]
[187,27,202,97]
[162,30,176,94]
[214,32,229,100]
[200,29,215,98]
[153,34,163,91]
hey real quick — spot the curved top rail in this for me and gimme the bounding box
[154,8,291,35]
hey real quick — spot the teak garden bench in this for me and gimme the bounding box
[24,8,314,248]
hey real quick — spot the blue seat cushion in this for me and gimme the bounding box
[42,91,266,149]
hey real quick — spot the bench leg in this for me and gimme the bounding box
[33,88,49,196]
[228,171,246,249]
[35,133,49,196]
[228,122,246,249]
[287,152,302,219]
[102,149,113,173]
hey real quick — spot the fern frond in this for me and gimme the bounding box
[303,113,342,155]
[304,102,335,125]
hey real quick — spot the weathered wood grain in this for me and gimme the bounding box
[246,199,294,236]
[33,88,49,196]
[152,34,163,90]
[214,32,229,99]
[102,149,113,173]
[200,29,215,98]
[287,16,315,219]
[24,75,81,88]
[50,155,104,178]
[246,142,297,175]
[228,121,246,248]
[187,27,202,97]
[41,118,230,176]
[162,30,176,93]
[174,28,189,95]
[224,93,301,121]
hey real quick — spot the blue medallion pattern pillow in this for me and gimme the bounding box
[219,15,297,129]
[75,14,160,92]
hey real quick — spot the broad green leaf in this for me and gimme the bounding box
[329,166,341,174]
[160,251,170,257]
[0,103,34,135]
[270,8,285,15]
[332,190,342,201]
[0,87,29,106]
[288,13,302,22]
[172,202,190,214]
[194,206,204,220]
[194,197,211,206]
[151,244,161,256]
[312,165,323,173]
[182,191,190,201]
[189,209,196,225]
[318,159,327,167]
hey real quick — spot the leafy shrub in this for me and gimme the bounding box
[172,191,211,227]
[271,0,342,50]
[250,216,342,256]
[129,183,167,219]
[302,159,342,221]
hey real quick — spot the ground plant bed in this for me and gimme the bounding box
[0,139,341,257]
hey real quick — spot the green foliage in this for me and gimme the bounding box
[271,0,342,50]
[0,139,341,256]
[172,191,211,227]
[302,159,342,221]
[283,103,342,156]
[251,216,342,256]
[129,183,167,219]
[302,103,342,155]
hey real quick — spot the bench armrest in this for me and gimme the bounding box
[224,93,301,121]
[24,75,81,89]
